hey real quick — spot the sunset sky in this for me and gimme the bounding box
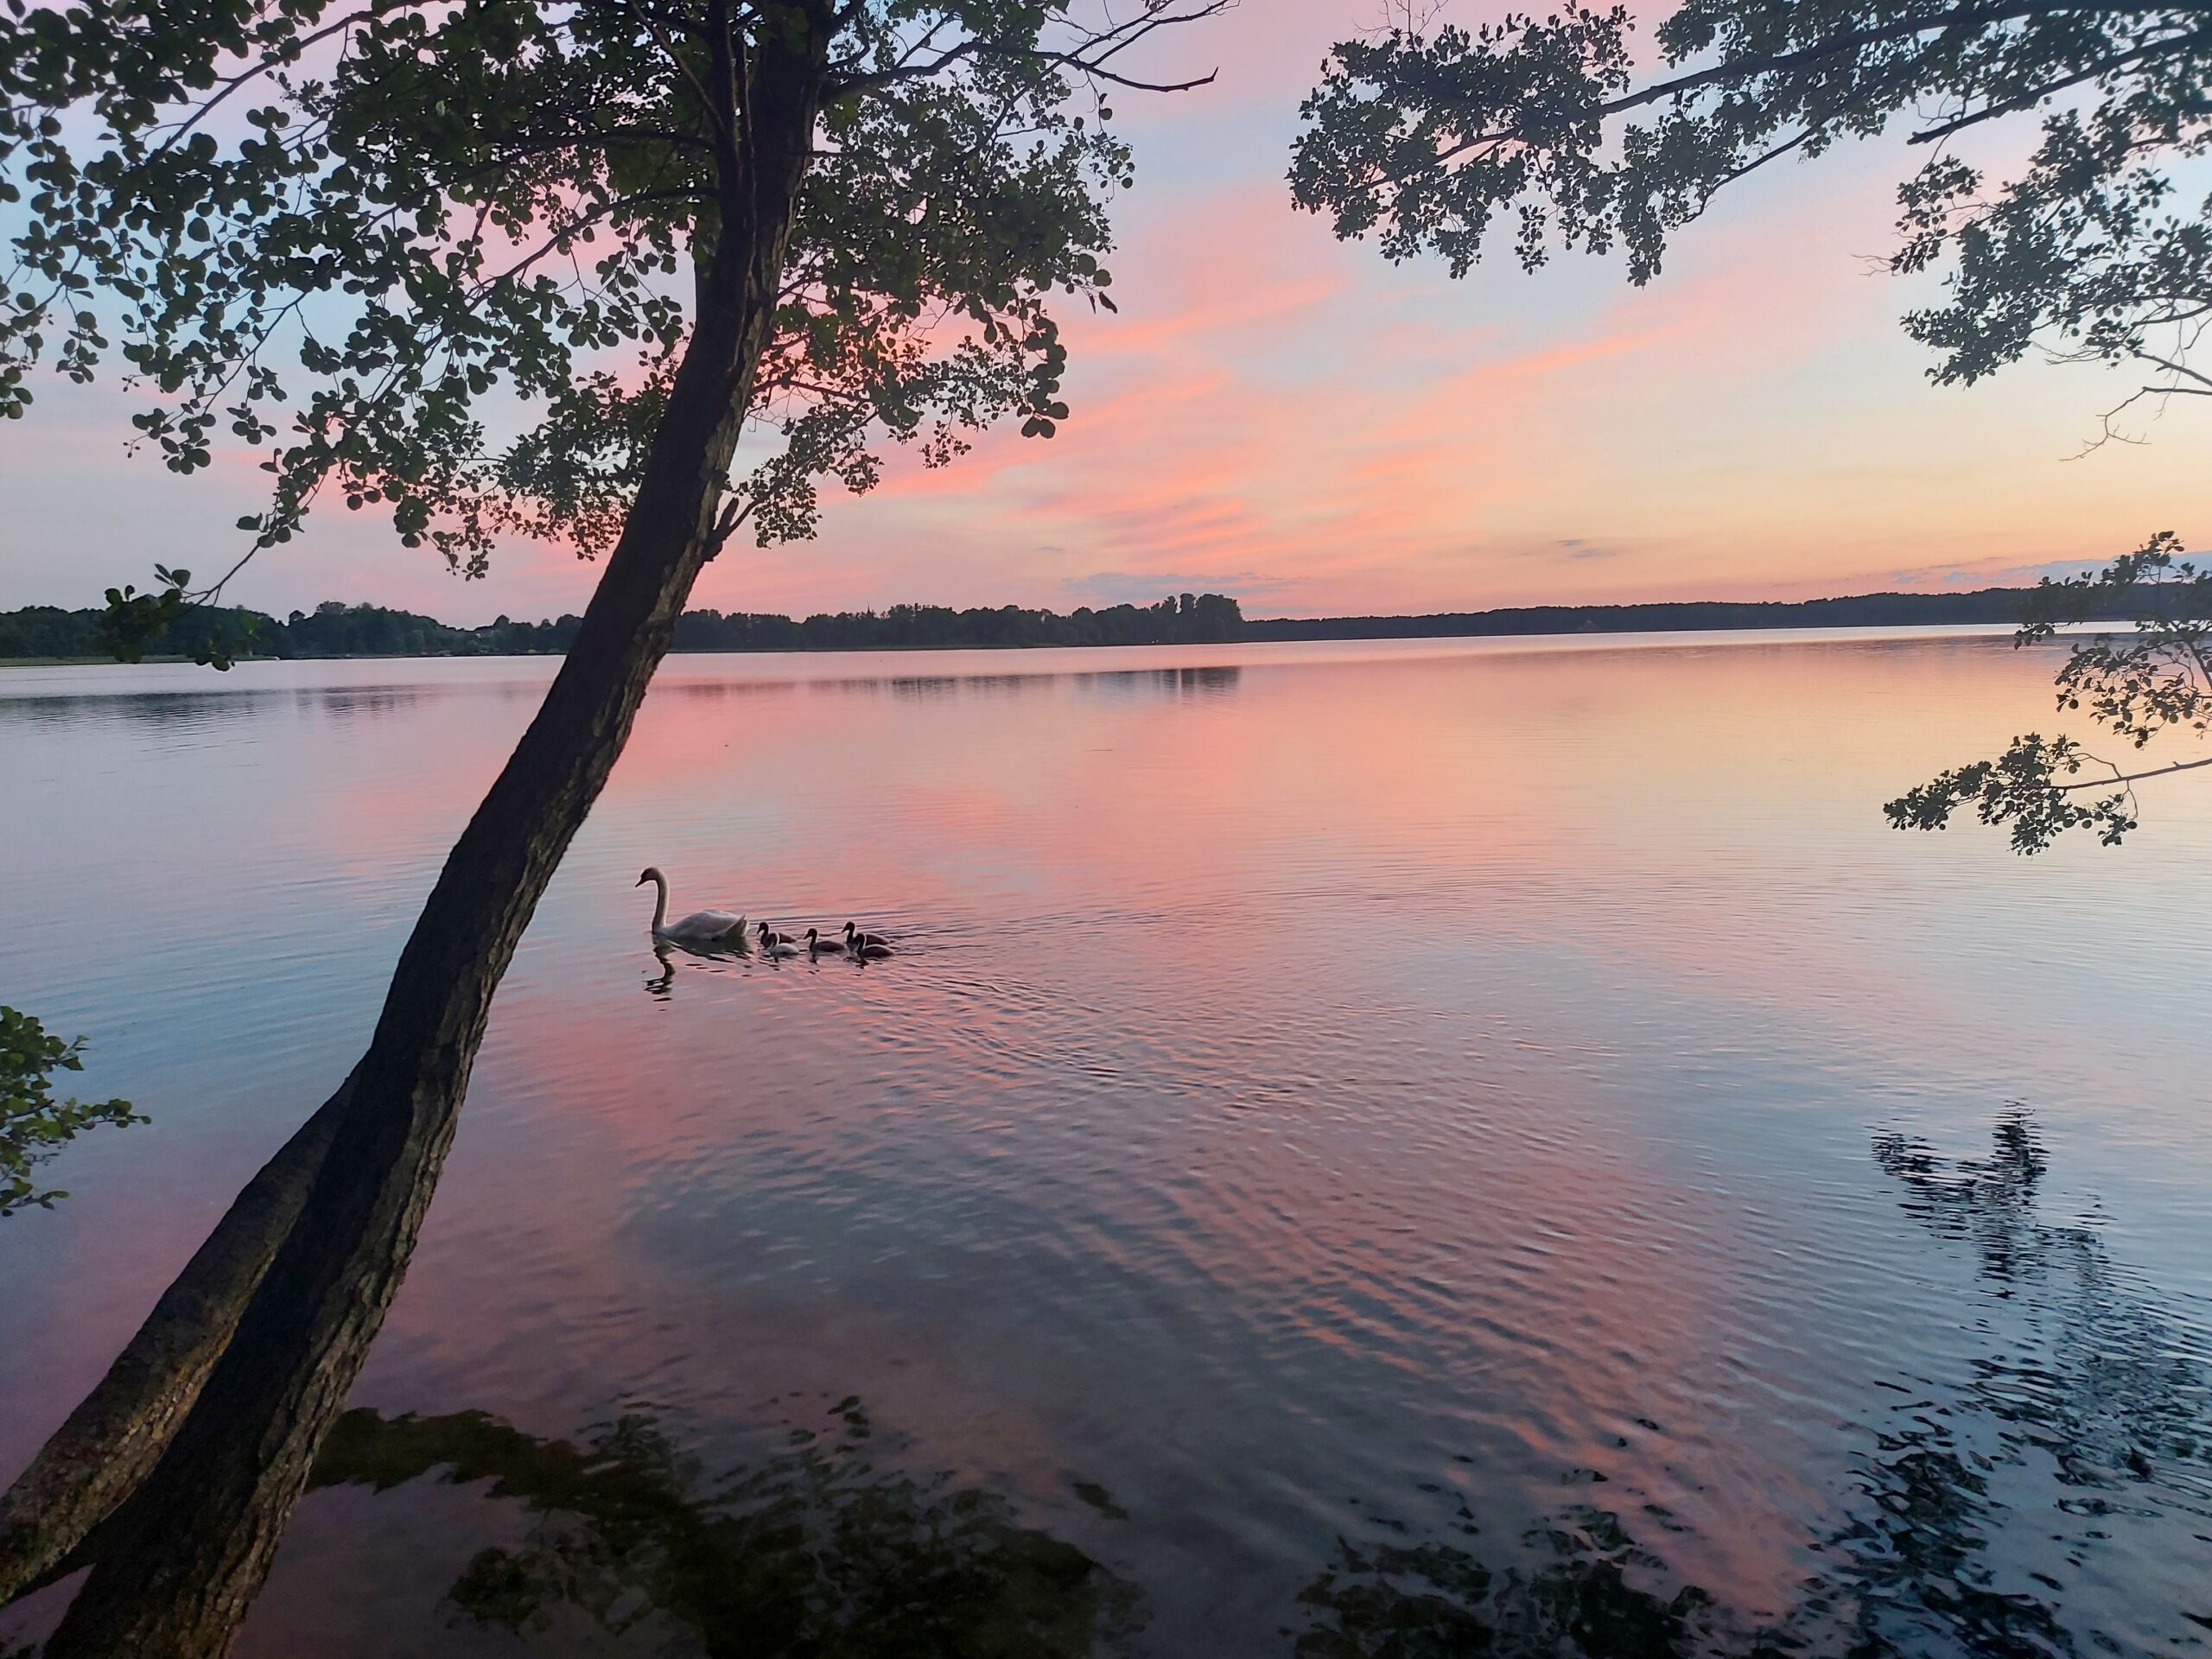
[2,0,2205,624]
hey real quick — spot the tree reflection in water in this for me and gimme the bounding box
[1294,1516,1713,1659]
[1297,1112,2212,1658]
[307,1396,1143,1658]
[15,1109,2207,1656]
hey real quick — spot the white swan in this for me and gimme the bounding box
[636,867,747,947]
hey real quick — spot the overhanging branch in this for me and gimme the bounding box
[2056,751,2212,786]
[1347,0,2212,194]
[830,2,1230,99]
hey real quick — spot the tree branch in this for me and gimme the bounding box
[1352,0,2212,193]
[151,10,383,159]
[705,0,746,216]
[1904,34,2202,143]
[2130,344,2212,391]
[1610,0,2212,114]
[2056,751,2212,787]
[830,2,1231,99]
[627,0,734,160]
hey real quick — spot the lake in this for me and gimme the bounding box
[2,632,2208,1656]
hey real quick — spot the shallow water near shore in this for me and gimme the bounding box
[3,631,2209,1656]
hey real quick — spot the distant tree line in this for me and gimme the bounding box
[1243,588,2145,642]
[3,586,2151,664]
[0,593,1244,662]
[675,593,1244,652]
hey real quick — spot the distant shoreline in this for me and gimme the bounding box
[1244,587,2087,642]
[0,621,2024,671]
[0,584,2115,668]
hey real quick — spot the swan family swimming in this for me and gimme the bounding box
[636,868,894,961]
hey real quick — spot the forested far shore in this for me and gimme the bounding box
[0,593,1245,662]
[1243,586,2145,641]
[0,583,2144,664]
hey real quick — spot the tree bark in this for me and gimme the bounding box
[0,1083,349,1603]
[40,18,831,1656]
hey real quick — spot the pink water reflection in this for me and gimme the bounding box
[3,633,2208,1655]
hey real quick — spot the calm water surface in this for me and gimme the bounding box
[2,632,2208,1656]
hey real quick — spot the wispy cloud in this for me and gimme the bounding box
[1875,554,2107,590]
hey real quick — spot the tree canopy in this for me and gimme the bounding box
[2,0,1214,623]
[1291,0,2212,420]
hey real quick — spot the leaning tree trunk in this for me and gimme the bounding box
[38,25,830,1657]
[0,1082,351,1602]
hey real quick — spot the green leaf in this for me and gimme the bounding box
[2,1005,143,1217]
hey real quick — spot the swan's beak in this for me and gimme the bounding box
[634,874,647,887]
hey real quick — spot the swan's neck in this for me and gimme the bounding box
[649,873,669,933]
